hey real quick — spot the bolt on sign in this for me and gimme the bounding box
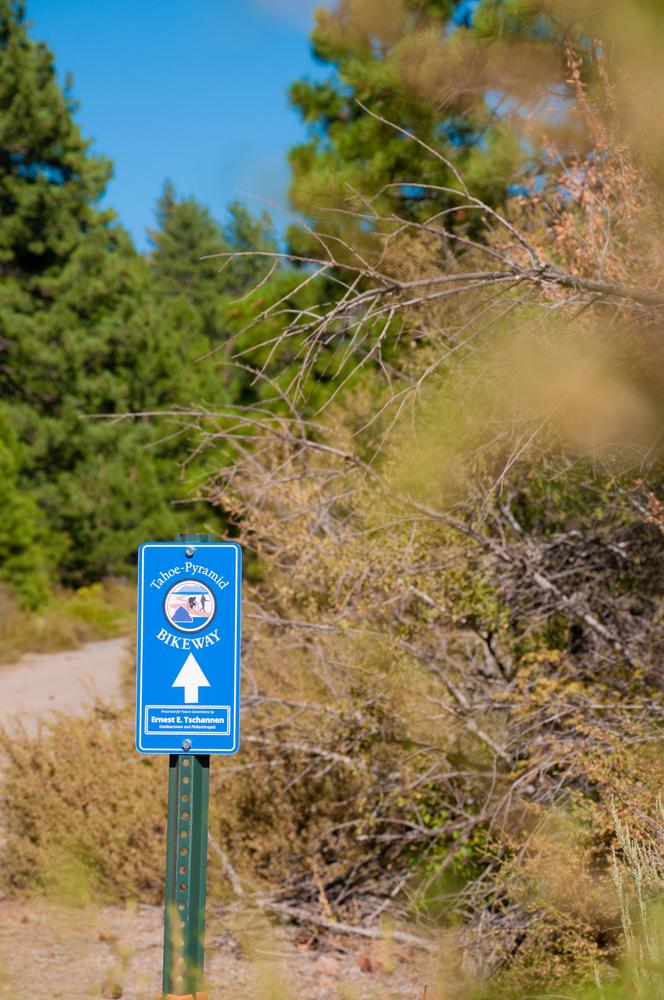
[136,541,242,754]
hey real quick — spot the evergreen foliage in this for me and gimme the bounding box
[0,2,269,596]
[0,405,51,605]
[149,184,275,327]
[287,0,523,248]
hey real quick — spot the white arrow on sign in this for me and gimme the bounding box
[172,653,210,704]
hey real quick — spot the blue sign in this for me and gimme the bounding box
[136,541,242,754]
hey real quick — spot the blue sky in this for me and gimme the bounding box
[27,0,327,249]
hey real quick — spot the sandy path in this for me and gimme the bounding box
[0,637,128,734]
[0,896,426,999]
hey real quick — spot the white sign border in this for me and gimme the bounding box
[136,542,241,754]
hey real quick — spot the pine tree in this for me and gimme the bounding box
[287,0,523,249]
[149,181,226,316]
[0,2,221,591]
[148,185,281,409]
[149,184,276,340]
[0,0,111,288]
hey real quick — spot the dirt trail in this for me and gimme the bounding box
[0,637,128,734]
[0,896,426,999]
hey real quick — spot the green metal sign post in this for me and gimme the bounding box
[162,751,210,998]
[163,533,212,1000]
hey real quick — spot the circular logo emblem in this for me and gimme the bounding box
[164,579,216,632]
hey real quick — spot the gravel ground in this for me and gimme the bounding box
[0,896,432,998]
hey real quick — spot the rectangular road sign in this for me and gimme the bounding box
[136,541,242,754]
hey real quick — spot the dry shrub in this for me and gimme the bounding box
[0,682,421,916]
[215,637,436,908]
[184,49,664,980]
[206,421,664,977]
[0,707,167,902]
[491,740,664,989]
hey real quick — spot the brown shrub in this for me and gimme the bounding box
[0,684,418,913]
[0,707,167,903]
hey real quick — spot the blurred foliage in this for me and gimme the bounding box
[287,0,525,252]
[184,0,664,989]
[0,579,133,663]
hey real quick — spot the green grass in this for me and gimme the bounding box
[0,579,134,665]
